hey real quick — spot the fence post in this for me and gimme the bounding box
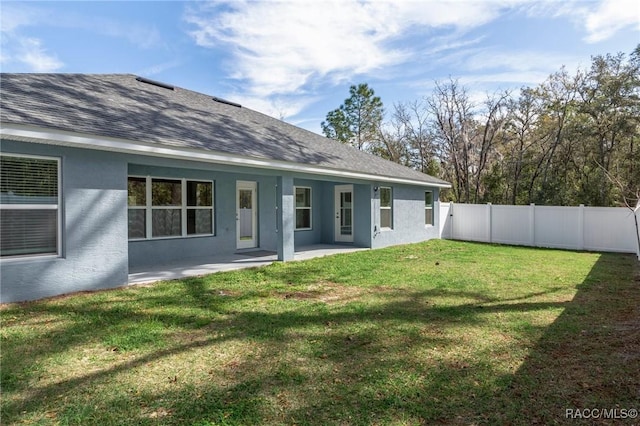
[530,203,535,247]
[635,208,640,260]
[449,201,454,240]
[578,204,585,251]
[487,203,492,243]
[435,200,440,238]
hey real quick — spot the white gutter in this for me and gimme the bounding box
[1,123,452,188]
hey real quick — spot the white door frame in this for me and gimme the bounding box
[334,184,354,243]
[236,181,258,249]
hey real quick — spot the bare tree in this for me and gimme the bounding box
[473,90,510,202]
[427,78,475,202]
[370,117,411,166]
[391,100,436,173]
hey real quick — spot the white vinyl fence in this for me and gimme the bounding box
[438,202,640,258]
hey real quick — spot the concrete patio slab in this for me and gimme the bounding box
[128,244,368,285]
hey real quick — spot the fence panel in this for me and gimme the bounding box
[450,203,489,242]
[584,207,638,253]
[440,202,639,256]
[491,205,532,246]
[534,206,582,250]
[438,202,452,239]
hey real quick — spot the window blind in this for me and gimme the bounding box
[1,155,60,257]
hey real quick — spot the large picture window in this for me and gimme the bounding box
[295,186,312,230]
[1,154,60,258]
[425,191,434,226]
[380,186,393,229]
[128,176,213,240]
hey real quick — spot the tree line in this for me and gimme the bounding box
[321,46,640,208]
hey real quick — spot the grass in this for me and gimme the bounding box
[1,240,638,425]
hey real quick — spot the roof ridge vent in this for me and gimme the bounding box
[135,76,175,91]
[212,96,241,108]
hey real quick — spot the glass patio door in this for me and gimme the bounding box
[236,181,257,249]
[334,184,354,243]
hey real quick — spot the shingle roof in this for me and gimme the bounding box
[0,73,449,186]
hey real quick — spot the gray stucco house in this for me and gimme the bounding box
[0,74,450,303]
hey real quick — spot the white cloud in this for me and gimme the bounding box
[546,0,640,43]
[16,37,64,72]
[184,0,513,99]
[0,5,62,72]
[458,71,554,92]
[16,38,64,72]
[185,0,636,123]
[0,31,64,72]
[1,3,166,73]
[583,0,640,43]
[136,60,182,77]
[227,92,320,121]
[464,50,584,74]
[0,4,44,34]
[62,14,163,50]
[409,45,587,106]
[0,2,163,58]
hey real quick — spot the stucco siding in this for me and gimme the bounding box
[128,161,279,269]
[1,140,444,303]
[353,184,373,248]
[293,179,325,247]
[371,184,441,249]
[1,140,129,303]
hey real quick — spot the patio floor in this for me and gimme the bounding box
[128,244,368,285]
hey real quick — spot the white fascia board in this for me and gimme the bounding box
[0,124,452,188]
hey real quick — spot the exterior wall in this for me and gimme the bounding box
[127,161,278,270]
[294,180,376,249]
[320,182,336,244]
[1,140,446,302]
[371,184,441,249]
[293,179,326,247]
[276,175,295,260]
[353,183,374,247]
[1,140,129,303]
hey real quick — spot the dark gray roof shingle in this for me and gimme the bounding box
[0,73,449,186]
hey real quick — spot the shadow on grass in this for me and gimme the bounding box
[1,251,638,424]
[489,253,640,425]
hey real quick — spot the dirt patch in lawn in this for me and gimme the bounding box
[282,281,387,304]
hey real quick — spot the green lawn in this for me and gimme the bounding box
[1,240,638,425]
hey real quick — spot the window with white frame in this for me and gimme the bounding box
[152,178,182,237]
[380,186,393,229]
[425,191,434,226]
[186,180,213,235]
[1,154,60,258]
[128,176,213,240]
[295,186,312,230]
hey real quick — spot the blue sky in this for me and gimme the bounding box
[1,0,638,134]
